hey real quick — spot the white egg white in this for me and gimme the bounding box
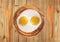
[17,9,42,32]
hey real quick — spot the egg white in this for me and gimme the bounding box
[17,9,42,32]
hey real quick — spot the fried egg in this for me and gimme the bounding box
[30,16,39,26]
[19,16,28,26]
[17,9,42,32]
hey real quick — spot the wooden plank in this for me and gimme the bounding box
[58,1,60,42]
[37,0,48,42]
[1,0,9,42]
[18,0,27,42]
[26,0,42,42]
[12,3,19,42]
[2,0,14,42]
[53,0,60,42]
[58,2,60,42]
[0,8,6,42]
[26,0,36,42]
[11,0,27,42]
[53,0,58,42]
[9,0,14,42]
[0,0,3,42]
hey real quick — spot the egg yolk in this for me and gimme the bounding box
[30,16,39,25]
[19,16,28,26]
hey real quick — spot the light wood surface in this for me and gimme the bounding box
[0,0,60,42]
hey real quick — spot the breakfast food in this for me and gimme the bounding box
[13,5,44,37]
[19,16,28,26]
[17,9,41,32]
[30,16,39,26]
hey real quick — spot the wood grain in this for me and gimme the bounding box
[0,0,60,42]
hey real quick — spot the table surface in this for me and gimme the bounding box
[0,0,60,42]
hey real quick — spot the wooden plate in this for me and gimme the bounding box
[13,5,44,37]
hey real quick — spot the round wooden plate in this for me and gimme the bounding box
[13,5,44,37]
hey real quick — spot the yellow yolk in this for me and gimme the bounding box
[30,16,39,25]
[19,16,28,26]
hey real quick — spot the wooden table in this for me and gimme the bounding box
[0,0,60,42]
